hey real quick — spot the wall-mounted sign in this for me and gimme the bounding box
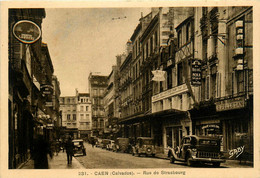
[40,84,54,95]
[46,102,53,107]
[191,58,202,85]
[13,20,41,44]
[152,70,166,81]
[216,96,245,112]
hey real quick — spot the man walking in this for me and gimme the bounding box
[65,136,74,164]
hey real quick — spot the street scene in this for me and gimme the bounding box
[8,6,253,170]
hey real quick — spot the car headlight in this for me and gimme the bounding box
[191,148,197,158]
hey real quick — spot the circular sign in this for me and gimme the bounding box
[13,20,41,44]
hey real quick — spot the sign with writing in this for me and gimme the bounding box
[13,20,41,44]
[46,123,54,129]
[46,102,53,107]
[152,70,166,81]
[191,58,202,85]
[216,96,245,112]
[229,145,245,158]
[40,84,54,95]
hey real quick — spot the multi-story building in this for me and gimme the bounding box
[103,63,121,139]
[76,91,92,138]
[8,8,61,168]
[88,72,108,137]
[59,95,78,138]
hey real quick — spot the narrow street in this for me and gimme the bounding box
[75,143,188,168]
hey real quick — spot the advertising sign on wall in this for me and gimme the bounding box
[13,20,41,44]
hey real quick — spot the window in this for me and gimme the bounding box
[80,106,84,111]
[206,75,210,100]
[186,23,191,42]
[237,71,244,94]
[154,31,158,47]
[93,89,97,95]
[73,114,76,120]
[167,69,172,89]
[177,63,184,85]
[86,114,89,119]
[80,114,84,120]
[177,30,182,48]
[150,36,153,54]
[73,123,76,126]
[81,99,83,103]
[67,114,71,120]
[202,38,208,61]
[100,89,104,95]
[146,43,149,58]
[86,106,89,111]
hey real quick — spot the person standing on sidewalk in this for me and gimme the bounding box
[33,135,53,169]
[65,136,74,164]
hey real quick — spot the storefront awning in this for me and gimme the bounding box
[119,109,187,124]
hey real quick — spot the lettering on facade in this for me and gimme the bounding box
[191,58,202,85]
[152,84,188,102]
[216,96,245,111]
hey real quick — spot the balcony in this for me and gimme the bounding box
[208,53,218,66]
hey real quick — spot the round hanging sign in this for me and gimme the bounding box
[13,20,41,44]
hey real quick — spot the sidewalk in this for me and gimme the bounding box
[20,151,85,169]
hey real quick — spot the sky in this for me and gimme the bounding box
[42,8,151,96]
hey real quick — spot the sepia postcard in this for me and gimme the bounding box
[0,1,259,178]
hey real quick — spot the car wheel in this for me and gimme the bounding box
[170,155,175,164]
[213,162,220,167]
[186,154,193,167]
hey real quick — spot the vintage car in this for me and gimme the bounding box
[132,137,156,157]
[106,140,115,151]
[95,138,103,148]
[72,139,86,156]
[101,139,110,149]
[168,135,225,167]
[112,138,130,153]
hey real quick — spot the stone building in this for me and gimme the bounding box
[88,72,108,137]
[8,8,61,168]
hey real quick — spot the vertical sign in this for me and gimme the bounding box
[191,58,202,85]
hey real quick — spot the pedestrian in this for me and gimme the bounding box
[91,139,95,148]
[33,134,53,169]
[65,136,74,164]
[55,140,60,156]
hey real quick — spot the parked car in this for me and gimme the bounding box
[113,138,130,153]
[72,139,86,156]
[95,138,103,148]
[167,135,225,167]
[106,140,115,151]
[132,137,156,157]
[101,139,110,149]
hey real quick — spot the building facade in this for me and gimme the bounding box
[8,8,61,168]
[77,92,92,138]
[88,73,108,137]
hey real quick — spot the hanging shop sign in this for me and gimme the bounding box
[40,84,54,95]
[45,102,53,107]
[46,123,54,129]
[13,20,41,44]
[191,58,202,85]
[216,96,245,112]
[152,70,166,81]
